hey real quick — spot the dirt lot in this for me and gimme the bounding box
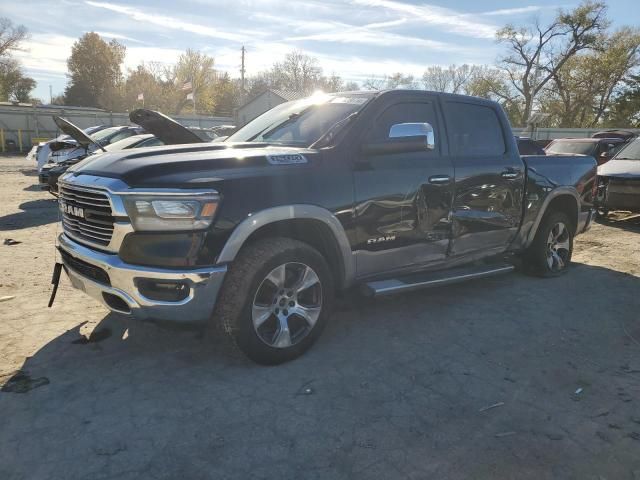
[1,155,639,480]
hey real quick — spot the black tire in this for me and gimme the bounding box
[213,237,334,365]
[523,211,574,277]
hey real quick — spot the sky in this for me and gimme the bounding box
[4,0,640,102]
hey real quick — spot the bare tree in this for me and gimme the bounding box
[0,18,35,102]
[496,1,609,126]
[271,51,323,94]
[0,18,28,63]
[422,64,476,94]
[362,73,416,90]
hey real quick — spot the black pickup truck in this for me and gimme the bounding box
[54,90,596,364]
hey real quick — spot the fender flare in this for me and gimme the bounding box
[216,205,356,287]
[523,186,581,248]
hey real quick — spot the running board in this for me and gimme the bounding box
[362,264,515,297]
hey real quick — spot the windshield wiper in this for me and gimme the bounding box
[312,111,359,149]
[248,107,312,142]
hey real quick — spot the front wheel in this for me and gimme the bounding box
[523,211,574,277]
[213,237,334,365]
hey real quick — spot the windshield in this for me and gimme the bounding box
[104,135,147,151]
[90,127,124,142]
[614,138,640,160]
[227,93,373,147]
[545,141,596,156]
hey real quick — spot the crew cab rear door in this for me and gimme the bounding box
[353,94,454,278]
[442,100,525,257]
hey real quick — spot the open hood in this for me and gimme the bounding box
[129,109,203,145]
[53,116,106,152]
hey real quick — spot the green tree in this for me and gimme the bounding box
[607,74,640,127]
[172,49,217,114]
[124,63,176,112]
[64,32,126,108]
[0,18,35,102]
[212,72,240,116]
[539,27,640,127]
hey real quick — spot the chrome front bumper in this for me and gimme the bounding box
[57,233,227,323]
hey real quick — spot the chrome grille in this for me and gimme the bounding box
[59,183,114,247]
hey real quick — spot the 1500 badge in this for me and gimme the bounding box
[59,201,84,219]
[266,154,307,165]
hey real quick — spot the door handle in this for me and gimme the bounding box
[429,175,451,185]
[501,169,521,179]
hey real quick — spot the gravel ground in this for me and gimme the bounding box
[1,155,639,480]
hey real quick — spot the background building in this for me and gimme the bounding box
[235,90,304,127]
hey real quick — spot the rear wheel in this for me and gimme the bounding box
[213,237,334,365]
[523,211,573,277]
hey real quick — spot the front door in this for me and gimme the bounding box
[353,98,454,278]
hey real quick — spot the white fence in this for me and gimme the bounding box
[0,104,233,152]
[512,127,640,140]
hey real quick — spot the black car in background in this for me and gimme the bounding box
[516,136,546,155]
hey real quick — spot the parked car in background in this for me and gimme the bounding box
[211,124,237,139]
[516,136,546,155]
[43,134,165,194]
[54,90,596,364]
[591,129,637,142]
[33,125,109,171]
[544,137,627,165]
[595,137,640,216]
[42,109,210,194]
[48,125,145,165]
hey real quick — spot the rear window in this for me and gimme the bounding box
[545,141,596,156]
[445,102,505,156]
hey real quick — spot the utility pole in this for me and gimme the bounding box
[240,46,246,102]
[49,85,53,104]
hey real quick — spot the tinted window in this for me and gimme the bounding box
[369,102,439,153]
[517,138,545,156]
[445,102,505,156]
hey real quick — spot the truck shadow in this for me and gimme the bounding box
[1,262,639,478]
[0,199,59,231]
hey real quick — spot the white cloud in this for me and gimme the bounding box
[94,31,146,44]
[287,30,458,50]
[480,6,546,16]
[85,1,260,42]
[124,46,184,71]
[14,34,75,74]
[351,0,498,39]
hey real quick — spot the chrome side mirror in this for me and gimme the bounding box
[389,122,435,150]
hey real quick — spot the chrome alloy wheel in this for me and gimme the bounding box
[546,222,571,272]
[251,262,323,348]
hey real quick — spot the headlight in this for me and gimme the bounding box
[123,193,219,231]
